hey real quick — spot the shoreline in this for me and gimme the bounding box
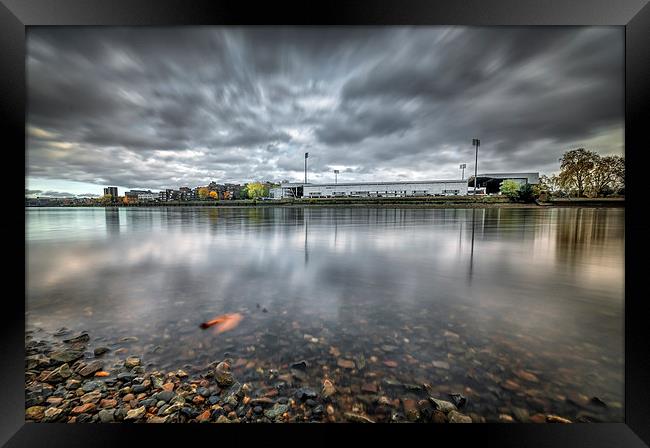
[25,330,583,424]
[25,197,624,209]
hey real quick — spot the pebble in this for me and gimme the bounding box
[322,379,336,398]
[546,415,572,423]
[215,361,235,387]
[125,406,146,420]
[25,406,46,421]
[432,360,450,370]
[429,397,457,413]
[98,409,115,423]
[43,407,63,421]
[72,403,96,415]
[448,410,473,423]
[79,360,104,377]
[124,357,141,369]
[344,412,375,423]
[295,388,318,401]
[337,359,355,369]
[264,403,289,420]
[93,347,110,356]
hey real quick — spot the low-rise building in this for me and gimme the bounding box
[467,172,540,194]
[125,189,157,202]
[274,180,468,199]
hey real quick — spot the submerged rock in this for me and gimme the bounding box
[214,361,235,387]
[448,410,472,423]
[264,403,289,420]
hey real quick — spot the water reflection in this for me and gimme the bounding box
[26,207,624,421]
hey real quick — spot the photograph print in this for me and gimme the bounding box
[25,26,625,424]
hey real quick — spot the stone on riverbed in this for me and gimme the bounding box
[124,357,141,369]
[295,388,318,401]
[25,406,46,421]
[215,361,235,387]
[43,363,72,383]
[322,379,336,398]
[344,412,375,423]
[43,407,64,422]
[546,415,572,423]
[63,333,90,344]
[125,406,146,420]
[428,397,457,413]
[264,403,289,420]
[79,360,104,377]
[93,347,110,356]
[98,409,115,423]
[448,410,473,423]
[50,350,84,364]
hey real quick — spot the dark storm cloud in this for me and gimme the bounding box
[27,27,623,190]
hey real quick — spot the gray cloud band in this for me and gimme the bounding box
[27,26,623,190]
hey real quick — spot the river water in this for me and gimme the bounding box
[26,206,624,422]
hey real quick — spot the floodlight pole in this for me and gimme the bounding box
[472,139,480,194]
[304,152,309,184]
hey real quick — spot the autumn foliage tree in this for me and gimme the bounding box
[557,148,624,197]
[197,187,210,200]
[558,148,597,197]
[246,182,268,199]
[209,190,218,200]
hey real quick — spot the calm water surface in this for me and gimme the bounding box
[26,207,624,421]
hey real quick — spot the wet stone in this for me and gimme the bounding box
[82,381,103,393]
[155,390,176,402]
[79,360,103,377]
[448,410,473,423]
[132,384,149,394]
[25,406,46,421]
[117,372,137,382]
[344,412,375,423]
[264,403,289,420]
[291,360,308,370]
[93,347,110,356]
[43,407,64,422]
[125,406,146,420]
[215,361,234,387]
[295,388,318,401]
[124,357,141,369]
[63,333,90,344]
[429,397,457,413]
[432,360,450,370]
[337,359,356,369]
[196,387,210,398]
[448,393,467,408]
[98,409,115,423]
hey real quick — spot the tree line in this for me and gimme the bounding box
[541,148,624,198]
[500,148,624,202]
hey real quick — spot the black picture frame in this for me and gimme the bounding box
[2,0,649,446]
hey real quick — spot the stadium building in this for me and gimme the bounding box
[270,180,468,199]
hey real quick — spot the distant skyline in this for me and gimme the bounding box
[27,27,624,197]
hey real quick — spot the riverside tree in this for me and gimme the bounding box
[197,187,210,200]
[499,179,520,200]
[557,148,624,197]
[246,182,268,199]
[558,148,597,197]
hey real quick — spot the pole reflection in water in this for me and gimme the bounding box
[468,207,476,283]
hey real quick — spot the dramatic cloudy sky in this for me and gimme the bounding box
[26,26,623,197]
